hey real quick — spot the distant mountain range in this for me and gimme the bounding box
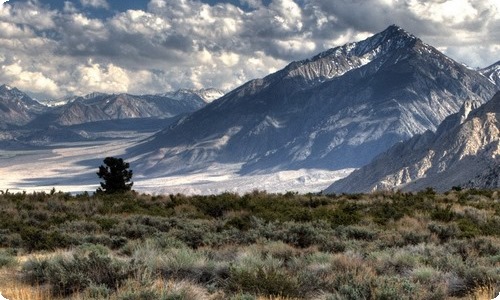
[131,25,498,176]
[325,92,500,193]
[50,93,207,126]
[40,88,223,126]
[0,85,223,146]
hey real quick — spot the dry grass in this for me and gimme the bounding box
[470,286,497,300]
[0,268,52,300]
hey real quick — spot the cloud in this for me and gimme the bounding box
[80,0,109,10]
[0,0,498,100]
[1,60,59,96]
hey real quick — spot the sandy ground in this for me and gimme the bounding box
[0,137,352,195]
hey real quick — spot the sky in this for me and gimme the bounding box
[0,0,499,99]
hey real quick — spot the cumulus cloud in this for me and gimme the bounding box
[80,0,109,9]
[0,0,498,99]
[1,60,59,96]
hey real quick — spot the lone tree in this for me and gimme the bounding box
[97,157,133,193]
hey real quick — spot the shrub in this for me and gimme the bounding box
[449,266,496,297]
[224,213,254,231]
[20,227,73,251]
[110,222,159,240]
[371,202,405,225]
[83,283,112,299]
[430,205,455,222]
[283,222,321,248]
[374,277,415,300]
[329,202,362,226]
[22,257,51,285]
[226,266,299,298]
[0,249,16,268]
[23,250,131,296]
[336,225,377,241]
[428,223,460,242]
[457,218,482,238]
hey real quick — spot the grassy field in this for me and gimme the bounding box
[0,188,498,299]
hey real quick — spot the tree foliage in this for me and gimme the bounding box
[96,157,133,194]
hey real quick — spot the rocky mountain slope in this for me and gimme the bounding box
[480,61,500,87]
[325,92,500,193]
[131,25,497,176]
[0,85,46,128]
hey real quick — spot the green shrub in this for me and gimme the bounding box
[20,227,73,251]
[0,249,16,268]
[22,257,51,285]
[430,205,455,222]
[224,213,254,231]
[23,251,131,296]
[226,266,299,297]
[374,277,415,300]
[428,223,460,242]
[330,202,362,226]
[457,218,482,238]
[336,225,377,241]
[283,222,321,248]
[371,202,405,225]
[110,222,158,240]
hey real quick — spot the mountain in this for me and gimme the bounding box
[161,88,225,103]
[37,91,210,126]
[480,61,500,87]
[0,84,47,128]
[325,92,500,193]
[131,25,497,176]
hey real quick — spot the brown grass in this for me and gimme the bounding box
[0,268,52,300]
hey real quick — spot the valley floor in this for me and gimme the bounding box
[0,137,353,195]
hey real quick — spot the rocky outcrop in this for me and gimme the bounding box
[325,92,500,193]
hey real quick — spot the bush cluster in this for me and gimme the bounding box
[0,188,497,299]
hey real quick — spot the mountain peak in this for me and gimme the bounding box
[383,24,413,37]
[365,24,419,50]
[310,25,417,61]
[281,25,422,83]
[0,84,29,99]
[0,84,16,93]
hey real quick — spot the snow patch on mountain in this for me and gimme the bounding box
[161,88,224,103]
[480,61,500,87]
